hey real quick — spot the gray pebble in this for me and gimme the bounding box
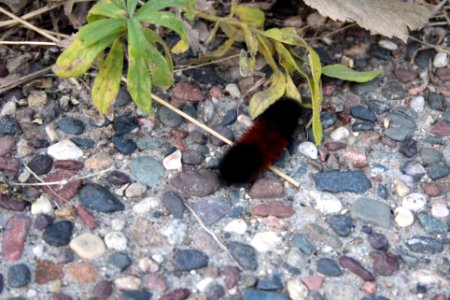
[417,212,448,234]
[317,258,343,276]
[420,147,442,166]
[130,156,165,187]
[57,117,85,135]
[182,150,203,165]
[7,264,31,288]
[426,92,445,111]
[314,170,372,194]
[0,117,19,135]
[79,184,124,213]
[228,241,258,271]
[158,106,183,128]
[406,236,443,254]
[174,249,208,271]
[350,198,391,228]
[368,100,390,115]
[292,233,315,255]
[350,105,377,122]
[381,81,406,100]
[222,109,238,126]
[192,197,231,225]
[427,162,450,180]
[162,191,185,218]
[109,252,132,271]
[211,126,234,146]
[326,214,353,237]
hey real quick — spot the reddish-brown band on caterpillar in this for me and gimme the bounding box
[219,97,303,184]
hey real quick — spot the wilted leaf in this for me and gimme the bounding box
[249,71,286,119]
[239,49,251,77]
[211,35,237,57]
[262,27,308,48]
[92,38,124,114]
[242,24,258,72]
[219,23,244,42]
[127,18,152,114]
[283,71,301,101]
[235,4,265,28]
[303,0,431,42]
[88,0,126,19]
[308,47,323,145]
[78,18,126,46]
[322,64,381,82]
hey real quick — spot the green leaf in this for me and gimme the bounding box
[308,47,323,145]
[249,71,286,119]
[235,5,265,28]
[322,64,381,82]
[78,19,126,47]
[135,0,195,20]
[127,18,152,114]
[53,34,119,78]
[241,24,257,72]
[262,27,308,47]
[239,49,251,77]
[87,0,126,20]
[92,38,124,114]
[283,71,301,101]
[127,0,139,16]
[144,42,174,88]
[143,28,173,72]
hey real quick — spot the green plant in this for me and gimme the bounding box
[53,0,195,115]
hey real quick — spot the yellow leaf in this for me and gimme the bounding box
[235,5,265,28]
[249,71,286,119]
[171,39,189,54]
[308,47,323,145]
[283,72,301,102]
[262,27,308,47]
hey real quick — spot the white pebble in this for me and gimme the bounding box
[28,90,47,108]
[394,179,410,197]
[433,52,448,68]
[132,197,159,214]
[330,127,350,141]
[125,182,147,198]
[47,139,83,160]
[69,233,106,259]
[0,101,16,116]
[32,245,45,258]
[114,276,141,290]
[412,270,448,286]
[225,83,241,99]
[410,96,425,112]
[45,125,59,142]
[196,277,214,292]
[431,199,449,218]
[138,257,159,273]
[31,195,54,215]
[250,231,281,252]
[402,193,427,211]
[309,191,343,214]
[111,218,126,231]
[378,40,398,51]
[237,114,252,128]
[287,279,308,300]
[394,207,414,227]
[104,231,128,251]
[162,150,182,171]
[298,142,318,159]
[224,219,248,235]
[16,139,32,157]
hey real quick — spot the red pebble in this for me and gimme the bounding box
[2,214,32,261]
[76,204,96,229]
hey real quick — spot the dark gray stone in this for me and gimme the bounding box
[314,171,372,193]
[27,154,53,175]
[350,198,391,228]
[350,105,377,122]
[79,184,124,213]
[369,233,389,251]
[192,197,230,225]
[122,290,152,300]
[158,106,183,128]
[427,92,445,111]
[417,212,448,234]
[317,258,343,276]
[109,252,132,271]
[182,150,203,165]
[174,249,209,271]
[206,284,225,300]
[70,137,95,149]
[7,264,31,288]
[129,156,165,187]
[415,49,436,69]
[222,109,237,126]
[257,273,283,290]
[400,160,426,182]
[406,236,443,254]
[42,221,73,247]
[427,162,450,180]
[0,117,19,135]
[113,115,137,136]
[377,185,389,199]
[368,100,390,115]
[352,122,375,131]
[398,139,417,158]
[291,233,315,255]
[112,136,137,155]
[242,289,289,300]
[228,242,258,271]
[57,117,85,135]
[171,170,220,197]
[326,214,353,237]
[106,171,131,185]
[420,147,442,166]
[162,191,185,218]
[211,126,234,146]
[381,81,405,100]
[321,111,337,129]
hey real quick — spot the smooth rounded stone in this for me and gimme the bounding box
[85,154,112,169]
[160,288,191,300]
[384,127,414,142]
[0,116,19,135]
[31,195,53,215]
[182,103,197,118]
[417,212,448,234]
[350,198,391,228]
[433,52,448,68]
[112,136,137,155]
[243,289,289,300]
[410,96,425,112]
[34,214,54,230]
[109,252,132,271]
[314,170,372,194]
[104,231,127,251]
[427,162,450,180]
[370,251,399,276]
[431,200,449,218]
[298,142,318,159]
[251,231,281,253]
[205,284,225,300]
[330,127,350,141]
[318,111,336,129]
[0,195,28,212]
[162,149,182,171]
[394,179,410,197]
[7,264,31,288]
[257,273,283,290]
[174,249,208,271]
[69,233,106,259]
[369,233,389,251]
[326,214,353,237]
[400,160,426,182]
[114,276,141,290]
[339,255,375,281]
[398,139,417,158]
[394,68,417,83]
[309,191,343,214]
[431,120,450,137]
[406,236,443,254]
[427,92,445,111]
[114,87,132,107]
[132,197,158,214]
[228,206,244,218]
[400,251,419,267]
[228,241,258,271]
[420,147,442,166]
[222,109,238,126]
[369,44,391,59]
[367,100,390,115]
[415,48,436,68]
[377,185,389,199]
[2,214,32,261]
[171,82,204,102]
[54,160,84,171]
[43,221,73,247]
[443,143,450,167]
[34,259,64,285]
[27,154,53,175]
[125,183,147,198]
[224,219,248,235]
[192,197,231,225]
[162,191,185,218]
[130,156,165,187]
[0,135,15,156]
[252,201,295,218]
[292,233,315,255]
[352,121,375,131]
[79,184,124,213]
[394,207,415,227]
[302,223,343,249]
[0,155,20,177]
[158,106,183,128]
[211,126,234,146]
[249,178,284,199]
[47,140,83,160]
[106,170,131,185]
[71,137,95,149]
[92,280,113,300]
[113,115,137,136]
[182,150,203,165]
[350,105,377,122]
[316,258,343,276]
[443,107,450,123]
[381,81,405,100]
[57,117,85,135]
[171,170,220,197]
[424,136,445,145]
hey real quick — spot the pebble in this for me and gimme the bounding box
[192,197,230,225]
[0,116,19,135]
[66,262,98,282]
[210,126,234,146]
[370,251,400,276]
[182,150,203,165]
[400,160,426,182]
[368,100,390,115]
[251,231,281,252]
[79,184,124,213]
[228,241,258,271]
[394,179,410,197]
[0,155,20,177]
[224,219,248,235]
[109,252,132,271]
[161,219,187,245]
[92,280,113,300]
[2,214,32,261]
[162,149,182,170]
[398,139,417,158]
[420,147,442,165]
[369,233,389,251]
[310,191,343,214]
[252,201,295,218]
[174,249,208,271]
[406,236,443,254]
[104,231,128,251]
[113,115,137,136]
[350,198,391,228]
[183,103,197,118]
[0,101,16,116]
[202,100,215,123]
[431,120,450,136]
[54,160,84,171]
[43,220,73,247]
[85,153,113,169]
[160,288,191,300]
[129,156,165,187]
[57,117,85,134]
[69,233,106,259]
[339,255,375,281]
[394,68,417,83]
[427,162,450,179]
[125,182,147,198]
[415,48,436,68]
[443,107,450,123]
[326,214,353,237]
[222,109,238,126]
[71,137,95,149]
[352,121,375,131]
[292,233,315,255]
[410,96,425,112]
[302,223,343,249]
[162,191,185,218]
[171,82,204,102]
[249,178,284,199]
[138,257,159,273]
[433,52,448,68]
[158,106,183,128]
[314,170,372,194]
[132,197,158,214]
[31,195,54,215]
[243,289,289,300]
[394,207,415,227]
[427,92,445,111]
[7,263,31,288]
[417,212,448,234]
[16,139,32,157]
[330,127,350,141]
[0,135,15,156]
[431,199,449,218]
[257,273,283,290]
[112,136,137,155]
[382,81,405,100]
[114,276,141,291]
[412,270,448,286]
[28,90,47,107]
[47,140,83,160]
[34,259,63,284]
[34,214,54,230]
[377,185,389,199]
[298,142,318,159]
[0,195,27,212]
[205,284,225,300]
[300,275,324,291]
[44,170,81,203]
[384,127,413,141]
[106,170,131,185]
[171,170,220,197]
[350,105,377,122]
[122,290,152,300]
[225,83,241,99]
[317,258,343,276]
